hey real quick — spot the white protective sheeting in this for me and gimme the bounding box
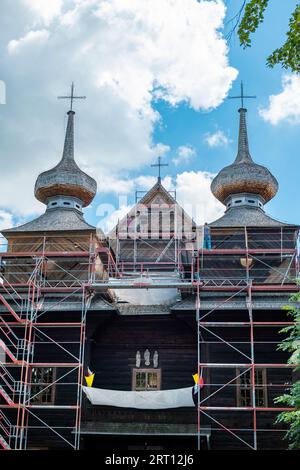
[114,287,179,305]
[83,386,194,409]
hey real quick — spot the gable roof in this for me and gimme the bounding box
[138,180,177,206]
[109,180,196,239]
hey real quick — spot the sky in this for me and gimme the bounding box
[0,0,299,233]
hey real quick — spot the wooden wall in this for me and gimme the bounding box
[22,308,293,450]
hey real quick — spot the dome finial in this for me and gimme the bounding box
[210,84,278,206]
[34,85,97,208]
[228,80,256,110]
[57,82,86,112]
[235,107,251,163]
[228,81,256,164]
[57,83,86,162]
[62,110,75,162]
[151,156,168,184]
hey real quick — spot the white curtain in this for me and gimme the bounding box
[83,386,194,409]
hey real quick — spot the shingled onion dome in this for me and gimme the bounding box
[211,108,278,211]
[34,110,97,211]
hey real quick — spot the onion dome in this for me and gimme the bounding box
[211,108,278,206]
[35,110,97,208]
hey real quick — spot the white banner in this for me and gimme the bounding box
[83,386,194,409]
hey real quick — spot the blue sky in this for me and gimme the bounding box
[0,0,299,232]
[149,0,299,226]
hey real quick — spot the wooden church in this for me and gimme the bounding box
[0,90,299,451]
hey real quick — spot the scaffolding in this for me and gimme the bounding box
[195,227,299,450]
[0,235,98,450]
[0,223,299,450]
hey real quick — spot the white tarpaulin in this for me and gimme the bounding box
[113,273,181,306]
[114,287,179,305]
[83,386,194,409]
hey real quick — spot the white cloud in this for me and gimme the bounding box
[204,129,229,147]
[97,203,133,233]
[260,74,300,125]
[175,171,223,225]
[173,145,196,166]
[100,175,135,195]
[92,0,237,110]
[100,174,172,195]
[0,0,237,218]
[97,170,224,232]
[7,30,50,54]
[0,210,14,231]
[134,175,157,191]
[22,0,63,25]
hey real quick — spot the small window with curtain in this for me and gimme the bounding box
[236,368,267,407]
[132,368,161,391]
[31,367,56,405]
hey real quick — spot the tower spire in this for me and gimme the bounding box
[228,81,256,164]
[57,83,86,163]
[34,84,97,208]
[235,107,251,164]
[62,110,75,162]
[210,82,278,207]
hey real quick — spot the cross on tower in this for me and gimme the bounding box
[228,81,256,108]
[58,82,86,111]
[151,156,168,182]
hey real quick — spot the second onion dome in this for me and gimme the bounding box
[211,107,278,206]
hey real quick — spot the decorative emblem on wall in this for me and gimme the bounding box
[135,350,141,368]
[135,349,159,368]
[153,350,159,368]
[144,349,150,366]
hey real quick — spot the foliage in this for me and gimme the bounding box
[238,0,269,48]
[267,5,300,72]
[237,1,300,73]
[274,290,300,449]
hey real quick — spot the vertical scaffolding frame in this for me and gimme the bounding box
[196,226,299,450]
[0,235,97,450]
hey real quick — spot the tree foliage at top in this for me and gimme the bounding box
[237,0,300,73]
[275,291,300,449]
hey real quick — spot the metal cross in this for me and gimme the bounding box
[58,82,86,111]
[151,156,168,182]
[228,81,256,108]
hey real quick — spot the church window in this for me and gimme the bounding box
[31,367,56,405]
[236,368,267,407]
[147,208,151,233]
[132,368,161,391]
[170,211,175,233]
[159,211,163,238]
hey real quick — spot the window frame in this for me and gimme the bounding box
[30,367,57,405]
[236,368,268,407]
[132,368,161,391]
